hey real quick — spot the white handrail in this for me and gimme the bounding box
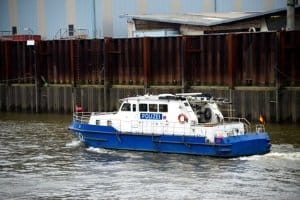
[223,117,251,126]
[73,112,91,124]
[72,112,256,136]
[223,116,251,133]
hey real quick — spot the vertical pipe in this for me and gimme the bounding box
[53,41,57,84]
[34,44,39,113]
[200,36,205,85]
[118,39,123,84]
[4,42,10,85]
[275,32,282,122]
[70,40,75,112]
[167,37,173,84]
[138,38,144,84]
[207,35,213,84]
[214,0,217,12]
[226,34,235,87]
[124,39,129,84]
[103,43,107,111]
[102,0,113,37]
[130,39,136,84]
[287,0,295,30]
[181,36,186,93]
[103,38,109,111]
[93,0,97,38]
[70,40,75,85]
[175,37,181,85]
[229,88,233,118]
[160,38,165,84]
[143,37,150,93]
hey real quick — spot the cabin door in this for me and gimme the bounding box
[131,104,140,133]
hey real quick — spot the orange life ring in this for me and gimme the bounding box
[178,113,188,123]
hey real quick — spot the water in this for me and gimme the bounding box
[0,113,300,200]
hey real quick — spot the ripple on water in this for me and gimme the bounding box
[0,116,300,200]
[65,140,82,148]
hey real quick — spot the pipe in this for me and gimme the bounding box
[34,47,39,113]
[93,0,97,38]
[286,0,295,30]
[214,0,217,12]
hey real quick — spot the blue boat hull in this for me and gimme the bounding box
[69,121,271,158]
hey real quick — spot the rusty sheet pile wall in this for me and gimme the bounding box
[1,31,299,87]
[0,31,299,122]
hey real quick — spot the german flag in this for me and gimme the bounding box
[259,114,265,125]
[75,105,83,112]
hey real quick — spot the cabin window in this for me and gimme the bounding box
[132,104,136,112]
[121,103,131,111]
[149,104,157,112]
[139,103,148,112]
[159,104,168,112]
[184,102,189,107]
[96,120,100,125]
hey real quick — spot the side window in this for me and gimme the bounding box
[121,103,131,111]
[132,104,136,112]
[139,103,148,112]
[159,104,168,112]
[149,104,157,112]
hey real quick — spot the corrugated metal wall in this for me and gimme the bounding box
[1,31,299,87]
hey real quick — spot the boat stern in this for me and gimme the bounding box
[215,132,271,157]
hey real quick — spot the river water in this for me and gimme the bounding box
[0,113,299,200]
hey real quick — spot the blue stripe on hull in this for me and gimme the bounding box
[69,121,271,158]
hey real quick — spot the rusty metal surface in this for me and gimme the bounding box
[184,34,229,86]
[279,31,300,86]
[235,32,278,86]
[0,31,299,86]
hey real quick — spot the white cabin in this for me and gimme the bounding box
[88,93,245,142]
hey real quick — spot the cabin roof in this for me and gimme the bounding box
[125,5,300,27]
[121,94,186,102]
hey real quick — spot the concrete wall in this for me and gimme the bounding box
[0,84,299,123]
[0,0,286,38]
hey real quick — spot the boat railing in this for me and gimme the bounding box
[223,117,251,132]
[116,120,195,136]
[72,112,117,124]
[72,113,262,136]
[255,124,265,133]
[73,112,91,124]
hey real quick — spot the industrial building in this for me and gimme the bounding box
[126,5,300,36]
[0,0,291,39]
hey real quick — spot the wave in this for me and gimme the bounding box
[65,140,82,148]
[85,147,144,159]
[264,151,300,160]
[86,147,109,154]
[237,151,300,161]
[234,144,300,161]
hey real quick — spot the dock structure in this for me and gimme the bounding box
[0,31,299,123]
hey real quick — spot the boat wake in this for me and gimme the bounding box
[236,144,300,161]
[85,147,145,160]
[86,147,110,154]
[237,152,300,161]
[65,139,82,148]
[265,152,300,160]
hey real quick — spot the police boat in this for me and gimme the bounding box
[68,93,271,157]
